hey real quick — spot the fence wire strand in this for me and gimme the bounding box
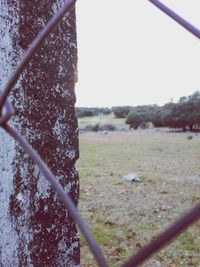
[122,202,200,266]
[148,0,200,39]
[0,0,200,266]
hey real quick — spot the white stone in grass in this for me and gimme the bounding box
[122,173,141,182]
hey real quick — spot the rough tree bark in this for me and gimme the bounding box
[0,1,79,266]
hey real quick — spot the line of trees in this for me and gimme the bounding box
[76,107,112,117]
[77,91,200,132]
[154,91,200,131]
[124,91,200,131]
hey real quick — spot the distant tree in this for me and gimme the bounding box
[125,105,160,129]
[76,107,112,118]
[101,107,112,115]
[125,112,144,129]
[76,107,96,117]
[185,91,200,131]
[131,105,160,123]
[160,91,200,131]
[112,106,132,118]
[161,103,180,129]
[116,91,200,131]
[152,107,165,127]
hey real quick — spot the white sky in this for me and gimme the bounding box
[75,0,200,107]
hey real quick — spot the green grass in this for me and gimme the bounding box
[77,128,200,266]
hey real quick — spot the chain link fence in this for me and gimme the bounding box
[0,0,199,266]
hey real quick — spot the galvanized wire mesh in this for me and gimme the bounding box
[0,0,199,266]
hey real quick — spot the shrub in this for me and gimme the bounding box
[84,124,99,132]
[99,124,117,131]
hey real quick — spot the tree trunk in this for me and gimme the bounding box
[0,1,79,266]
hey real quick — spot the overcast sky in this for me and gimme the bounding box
[75,0,200,107]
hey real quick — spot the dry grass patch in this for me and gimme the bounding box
[77,129,200,266]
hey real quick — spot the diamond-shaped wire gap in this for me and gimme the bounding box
[148,0,200,39]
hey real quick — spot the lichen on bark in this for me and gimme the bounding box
[0,1,79,266]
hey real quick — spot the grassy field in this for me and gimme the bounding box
[77,116,200,266]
